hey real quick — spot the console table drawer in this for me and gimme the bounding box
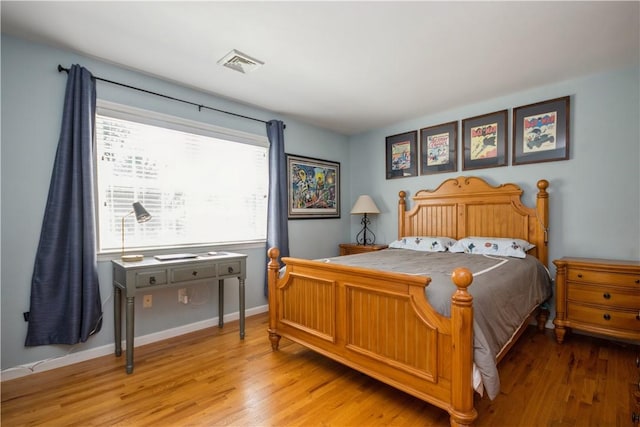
[568,284,640,309]
[568,303,640,332]
[136,270,167,287]
[218,261,241,277]
[171,265,217,282]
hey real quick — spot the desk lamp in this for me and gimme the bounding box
[350,195,380,245]
[121,202,151,262]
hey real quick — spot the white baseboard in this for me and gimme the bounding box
[1,305,268,382]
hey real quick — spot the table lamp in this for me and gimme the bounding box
[350,195,380,245]
[121,202,151,262]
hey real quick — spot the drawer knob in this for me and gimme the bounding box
[149,276,156,285]
[577,273,583,278]
[603,313,611,321]
[192,271,198,276]
[603,292,611,300]
[633,412,640,423]
[636,279,640,284]
[228,266,234,274]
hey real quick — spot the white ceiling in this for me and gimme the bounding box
[2,1,639,135]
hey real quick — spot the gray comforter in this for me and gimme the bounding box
[321,249,552,400]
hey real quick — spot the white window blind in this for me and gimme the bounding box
[95,102,269,253]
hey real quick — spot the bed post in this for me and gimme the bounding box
[449,267,477,427]
[267,247,282,350]
[398,191,407,239]
[535,180,549,267]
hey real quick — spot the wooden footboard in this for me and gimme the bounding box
[267,247,477,427]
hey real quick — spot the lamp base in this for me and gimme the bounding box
[355,213,376,245]
[121,254,144,262]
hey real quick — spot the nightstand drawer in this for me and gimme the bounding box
[568,268,640,288]
[171,265,217,282]
[568,303,640,332]
[136,270,167,287]
[568,284,640,309]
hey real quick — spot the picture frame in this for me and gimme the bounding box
[385,130,418,179]
[286,154,340,219]
[512,96,570,165]
[420,121,458,175]
[462,110,508,171]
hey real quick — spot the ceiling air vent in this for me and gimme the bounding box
[217,49,264,74]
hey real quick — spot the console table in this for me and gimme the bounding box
[112,251,247,373]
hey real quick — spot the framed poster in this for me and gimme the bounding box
[386,131,418,179]
[420,121,458,175]
[462,110,508,171]
[513,96,570,165]
[287,154,340,219]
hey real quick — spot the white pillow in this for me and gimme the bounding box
[388,236,457,252]
[449,236,534,259]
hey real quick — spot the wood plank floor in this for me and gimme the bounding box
[2,312,638,426]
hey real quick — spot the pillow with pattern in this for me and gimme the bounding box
[449,237,534,258]
[388,236,457,252]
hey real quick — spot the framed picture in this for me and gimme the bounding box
[462,110,508,171]
[287,154,340,219]
[386,131,418,179]
[512,96,570,165]
[420,121,458,175]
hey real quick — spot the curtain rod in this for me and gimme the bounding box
[58,64,282,127]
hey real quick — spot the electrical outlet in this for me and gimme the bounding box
[178,288,189,304]
[143,294,152,308]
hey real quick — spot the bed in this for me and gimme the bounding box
[266,176,551,426]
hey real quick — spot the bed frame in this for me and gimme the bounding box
[267,176,549,426]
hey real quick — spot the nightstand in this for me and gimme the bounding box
[339,243,388,256]
[552,257,640,344]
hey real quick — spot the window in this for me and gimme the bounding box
[95,101,269,254]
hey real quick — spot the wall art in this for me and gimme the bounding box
[287,154,340,219]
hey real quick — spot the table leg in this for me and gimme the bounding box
[239,278,245,339]
[126,296,135,374]
[114,286,122,356]
[218,279,224,328]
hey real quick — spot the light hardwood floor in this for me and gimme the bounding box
[2,312,638,426]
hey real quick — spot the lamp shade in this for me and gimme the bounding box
[132,202,151,223]
[350,195,380,215]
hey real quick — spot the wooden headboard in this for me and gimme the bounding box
[398,176,549,266]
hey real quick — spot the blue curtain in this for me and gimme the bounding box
[25,65,102,346]
[265,120,290,296]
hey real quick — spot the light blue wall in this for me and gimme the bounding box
[1,35,349,371]
[347,65,640,265]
